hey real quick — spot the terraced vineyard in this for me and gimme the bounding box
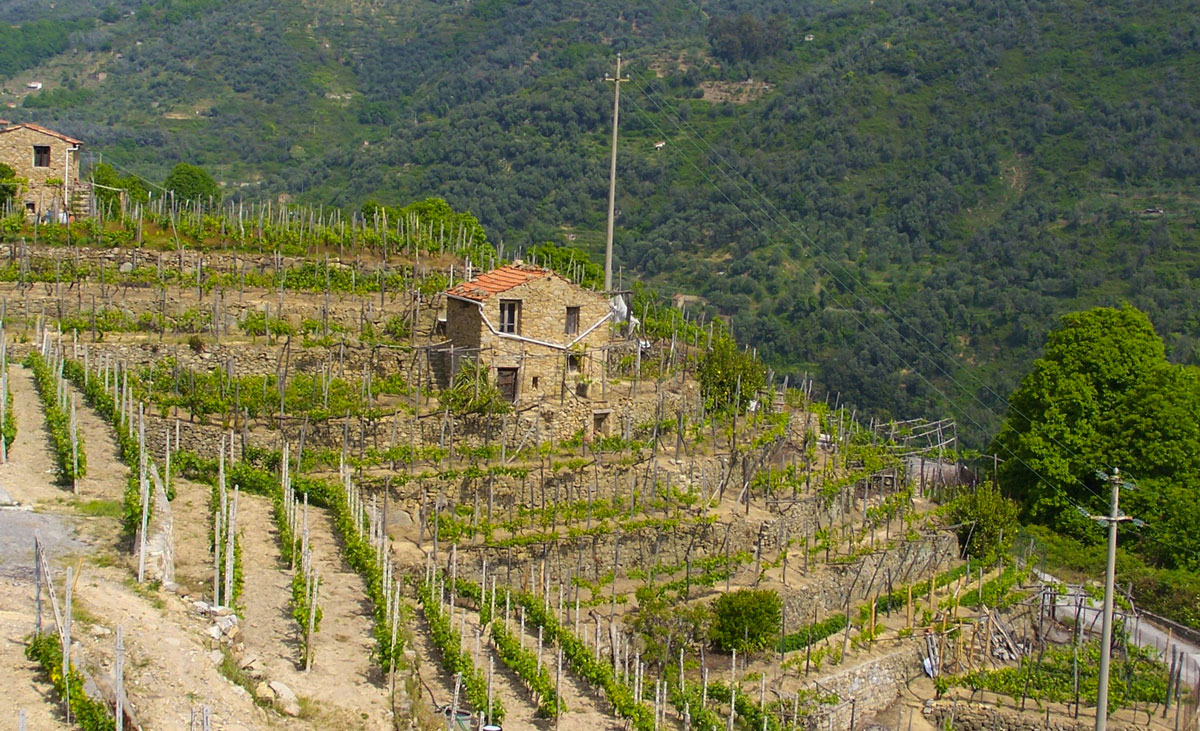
[0,207,1186,731]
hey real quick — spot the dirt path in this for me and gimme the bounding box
[64,379,128,503]
[0,366,67,505]
[503,609,621,731]
[237,492,391,728]
[297,505,393,728]
[0,508,80,731]
[451,607,544,731]
[71,567,284,730]
[171,476,215,598]
[408,598,464,716]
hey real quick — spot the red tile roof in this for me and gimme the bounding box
[0,122,83,145]
[446,265,552,301]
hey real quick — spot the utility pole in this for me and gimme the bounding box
[604,54,630,293]
[1090,468,1137,731]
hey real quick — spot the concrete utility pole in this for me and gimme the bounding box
[604,54,630,293]
[1092,468,1135,731]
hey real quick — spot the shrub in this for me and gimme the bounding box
[710,588,781,654]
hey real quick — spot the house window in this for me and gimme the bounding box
[33,145,50,168]
[567,353,582,373]
[499,300,521,334]
[496,367,519,403]
[565,306,580,335]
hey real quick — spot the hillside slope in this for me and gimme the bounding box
[3,0,1199,442]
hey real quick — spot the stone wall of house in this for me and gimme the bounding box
[444,297,481,353]
[470,273,613,402]
[0,126,80,211]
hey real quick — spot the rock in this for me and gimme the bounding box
[205,625,223,641]
[216,615,238,632]
[118,262,134,274]
[215,606,235,617]
[224,624,240,640]
[193,600,212,615]
[254,681,274,705]
[269,681,301,717]
[0,486,15,506]
[239,654,259,669]
[208,650,224,665]
[162,581,181,594]
[388,509,414,528]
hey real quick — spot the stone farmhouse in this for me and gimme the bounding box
[444,264,619,428]
[0,120,85,219]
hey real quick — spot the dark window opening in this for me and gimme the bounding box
[33,145,50,168]
[593,411,612,437]
[531,376,540,390]
[499,300,521,334]
[25,201,36,213]
[565,306,580,335]
[497,367,518,402]
[567,353,582,373]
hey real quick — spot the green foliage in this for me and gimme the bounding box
[950,638,1167,713]
[628,587,713,666]
[945,482,1019,564]
[25,633,116,731]
[777,612,847,654]
[90,161,150,213]
[439,359,511,417]
[0,163,17,207]
[510,586,654,730]
[698,336,766,413]
[993,306,1200,573]
[163,162,220,204]
[24,352,86,484]
[60,358,152,536]
[0,19,83,78]
[710,588,781,654]
[528,242,603,290]
[454,579,563,717]
[707,14,787,63]
[3,364,15,450]
[416,579,503,723]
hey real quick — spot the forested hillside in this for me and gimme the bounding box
[3,0,1199,443]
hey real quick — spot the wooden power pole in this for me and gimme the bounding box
[604,54,629,292]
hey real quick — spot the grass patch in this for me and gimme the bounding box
[77,499,122,518]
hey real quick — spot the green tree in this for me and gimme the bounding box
[698,336,766,413]
[0,163,17,207]
[992,305,1200,569]
[945,482,1018,564]
[91,162,149,212]
[163,162,220,205]
[629,587,713,667]
[710,588,781,654]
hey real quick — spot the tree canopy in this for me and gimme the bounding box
[992,305,1200,571]
[163,162,220,204]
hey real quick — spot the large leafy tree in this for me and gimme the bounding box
[992,305,1200,570]
[163,163,220,205]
